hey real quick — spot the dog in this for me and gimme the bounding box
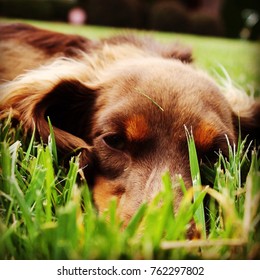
[0,23,259,227]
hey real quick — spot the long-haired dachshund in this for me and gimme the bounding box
[0,23,259,226]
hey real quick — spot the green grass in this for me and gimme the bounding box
[0,116,259,260]
[0,19,260,260]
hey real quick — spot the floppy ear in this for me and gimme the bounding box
[155,41,193,63]
[102,34,193,63]
[0,75,97,168]
[33,79,97,162]
[232,101,260,145]
[221,83,259,145]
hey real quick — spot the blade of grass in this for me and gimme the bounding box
[185,126,206,238]
[243,149,260,240]
[1,141,35,238]
[63,156,80,203]
[125,203,147,238]
[37,145,57,222]
[47,117,58,164]
[24,124,36,163]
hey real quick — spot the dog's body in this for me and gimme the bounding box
[0,23,259,226]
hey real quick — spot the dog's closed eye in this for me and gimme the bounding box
[103,133,126,151]
[194,123,232,162]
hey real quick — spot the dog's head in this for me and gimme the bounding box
[0,42,259,226]
[88,57,259,223]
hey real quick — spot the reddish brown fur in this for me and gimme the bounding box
[194,122,218,150]
[0,23,93,56]
[0,23,259,231]
[125,114,149,141]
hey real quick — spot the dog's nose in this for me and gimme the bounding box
[144,167,177,200]
[144,167,164,201]
[143,166,188,211]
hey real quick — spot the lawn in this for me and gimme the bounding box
[0,19,259,260]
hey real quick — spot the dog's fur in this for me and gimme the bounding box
[0,23,259,226]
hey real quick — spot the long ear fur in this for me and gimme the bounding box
[0,22,92,57]
[0,59,98,166]
[101,34,193,63]
[232,101,260,145]
[0,23,96,83]
[222,82,260,145]
[33,80,97,156]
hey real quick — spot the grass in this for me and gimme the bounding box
[0,19,260,260]
[0,116,259,260]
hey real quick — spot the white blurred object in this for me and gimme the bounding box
[68,7,87,25]
[242,9,259,27]
[240,9,259,39]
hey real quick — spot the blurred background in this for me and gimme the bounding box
[0,0,259,40]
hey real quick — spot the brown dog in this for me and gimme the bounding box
[0,23,259,225]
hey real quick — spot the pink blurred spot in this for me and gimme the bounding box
[68,7,87,25]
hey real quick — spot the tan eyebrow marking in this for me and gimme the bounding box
[125,114,149,141]
[194,122,218,150]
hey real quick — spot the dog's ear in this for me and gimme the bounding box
[221,84,259,145]
[0,75,97,167]
[232,101,260,145]
[33,79,97,162]
[156,42,193,63]
[102,34,193,63]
